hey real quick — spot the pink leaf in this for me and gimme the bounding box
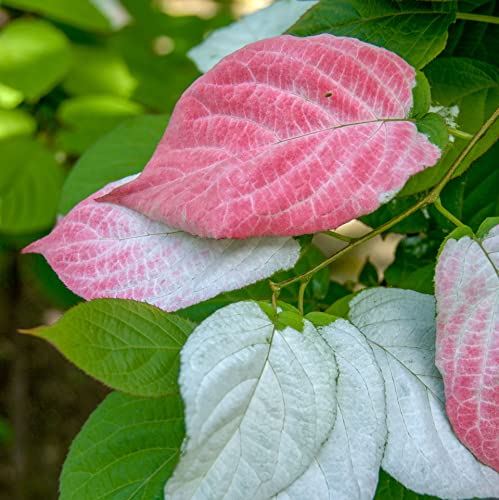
[435,224,499,471]
[99,34,442,239]
[22,176,300,312]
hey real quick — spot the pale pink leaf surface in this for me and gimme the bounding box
[435,224,499,471]
[99,34,442,239]
[22,176,300,312]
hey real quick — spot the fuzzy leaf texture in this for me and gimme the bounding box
[164,302,337,499]
[100,35,443,239]
[349,288,499,499]
[435,221,499,471]
[23,176,300,312]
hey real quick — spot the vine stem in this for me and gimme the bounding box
[273,107,499,290]
[297,278,311,314]
[455,12,499,25]
[320,230,354,243]
[433,198,466,228]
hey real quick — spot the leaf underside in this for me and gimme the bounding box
[164,302,337,499]
[23,176,300,312]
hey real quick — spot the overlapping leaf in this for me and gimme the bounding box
[402,57,499,195]
[287,0,456,69]
[164,302,337,499]
[100,35,443,239]
[23,176,300,311]
[278,319,386,500]
[188,0,318,73]
[435,220,499,471]
[349,288,499,498]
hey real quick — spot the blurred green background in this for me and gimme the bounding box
[0,1,271,498]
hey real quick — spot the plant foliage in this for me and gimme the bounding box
[3,0,498,498]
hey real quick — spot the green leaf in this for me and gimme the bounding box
[360,195,430,234]
[60,391,184,500]
[384,235,440,293]
[62,45,138,98]
[0,83,23,109]
[59,114,166,214]
[287,0,456,69]
[402,57,499,195]
[111,0,225,111]
[287,244,330,304]
[441,129,499,232]
[304,311,338,327]
[477,217,499,240]
[2,0,115,32]
[23,299,195,397]
[55,94,144,154]
[374,468,439,499]
[410,71,431,118]
[325,293,355,318]
[0,19,71,101]
[0,138,64,234]
[443,0,498,65]
[415,113,448,150]
[0,109,36,140]
[359,258,379,287]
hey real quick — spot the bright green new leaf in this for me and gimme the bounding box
[0,19,71,101]
[287,0,456,69]
[0,83,23,109]
[0,109,36,140]
[56,94,144,154]
[59,115,166,214]
[62,45,138,98]
[2,0,119,32]
[0,138,64,234]
[60,391,184,500]
[23,299,194,397]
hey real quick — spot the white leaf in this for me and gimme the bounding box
[277,319,386,500]
[349,288,499,499]
[187,0,318,73]
[164,302,337,499]
[23,176,300,312]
